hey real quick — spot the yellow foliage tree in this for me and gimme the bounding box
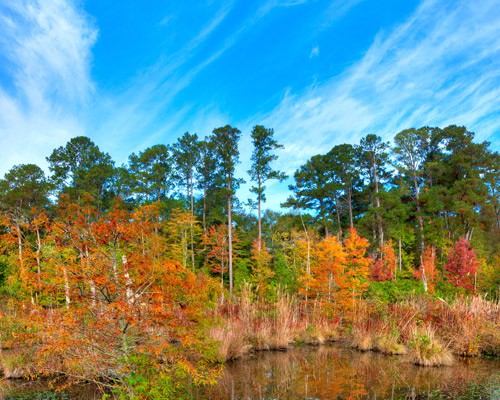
[166,208,200,269]
[249,240,275,298]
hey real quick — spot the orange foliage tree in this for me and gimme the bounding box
[413,245,438,293]
[339,228,371,316]
[370,240,396,281]
[314,236,346,309]
[296,228,371,319]
[1,196,220,395]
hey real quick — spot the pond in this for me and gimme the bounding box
[197,345,500,399]
[2,345,500,399]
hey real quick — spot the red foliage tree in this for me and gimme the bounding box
[202,224,230,287]
[445,238,478,292]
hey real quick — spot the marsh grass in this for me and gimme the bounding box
[209,323,250,360]
[439,296,500,357]
[211,284,300,359]
[211,292,497,366]
[376,333,407,355]
[409,326,453,366]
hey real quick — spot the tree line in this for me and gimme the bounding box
[0,124,498,299]
[285,126,499,293]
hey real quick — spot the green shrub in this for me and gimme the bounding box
[366,278,425,303]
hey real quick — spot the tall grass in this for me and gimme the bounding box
[210,284,301,359]
[408,325,453,366]
[211,290,498,365]
[432,296,500,357]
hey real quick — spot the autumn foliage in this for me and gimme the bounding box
[370,240,397,282]
[0,197,220,395]
[299,229,371,318]
[249,241,275,298]
[413,245,438,293]
[445,238,479,292]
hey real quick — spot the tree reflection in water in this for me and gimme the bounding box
[2,346,498,399]
[198,345,500,399]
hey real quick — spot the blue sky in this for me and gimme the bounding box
[0,0,499,209]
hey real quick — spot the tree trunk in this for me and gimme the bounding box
[228,181,234,296]
[372,156,384,249]
[63,267,70,308]
[413,174,425,263]
[347,185,354,229]
[189,173,195,270]
[15,220,25,280]
[202,186,207,232]
[112,245,119,285]
[335,196,343,238]
[85,246,97,308]
[300,212,311,304]
[35,227,42,288]
[398,237,402,273]
[257,175,263,251]
[421,262,428,292]
[319,199,329,238]
[123,255,134,305]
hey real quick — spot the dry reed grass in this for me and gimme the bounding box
[213,289,498,364]
[433,296,500,357]
[211,284,300,359]
[409,325,453,367]
[209,322,251,360]
[351,326,375,351]
[375,334,407,355]
[350,319,407,355]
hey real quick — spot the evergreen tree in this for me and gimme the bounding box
[128,144,171,203]
[326,144,360,230]
[248,125,287,250]
[46,136,115,207]
[211,125,243,295]
[171,132,200,269]
[285,154,338,237]
[358,134,391,250]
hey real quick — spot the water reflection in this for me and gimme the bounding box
[1,346,499,399]
[198,346,500,399]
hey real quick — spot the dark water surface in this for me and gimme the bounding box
[2,345,499,399]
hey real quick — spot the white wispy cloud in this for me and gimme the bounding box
[158,14,175,27]
[0,0,238,173]
[319,0,365,31]
[309,45,320,58]
[254,0,500,194]
[257,0,311,18]
[91,1,236,160]
[0,0,97,175]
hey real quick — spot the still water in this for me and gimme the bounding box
[197,345,500,399]
[2,345,500,399]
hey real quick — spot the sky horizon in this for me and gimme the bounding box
[0,0,499,210]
